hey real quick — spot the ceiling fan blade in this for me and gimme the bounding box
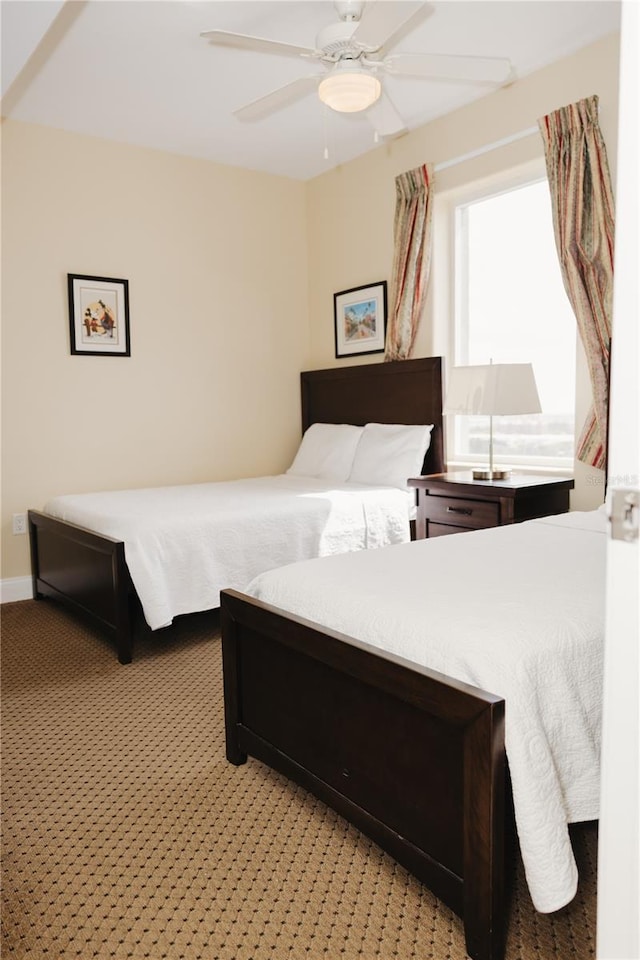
[366,91,407,138]
[200,30,317,60]
[354,1,430,55]
[234,76,322,122]
[385,52,513,85]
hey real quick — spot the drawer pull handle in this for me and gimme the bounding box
[446,506,472,516]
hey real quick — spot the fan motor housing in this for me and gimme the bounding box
[315,20,361,58]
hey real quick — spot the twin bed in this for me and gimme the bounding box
[28,357,444,664]
[28,355,604,960]
[221,507,605,960]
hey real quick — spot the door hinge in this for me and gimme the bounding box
[610,488,639,542]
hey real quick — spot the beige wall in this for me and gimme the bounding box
[306,33,620,510]
[0,32,621,582]
[1,120,310,579]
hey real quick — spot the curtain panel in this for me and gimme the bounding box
[385,164,434,361]
[538,95,615,470]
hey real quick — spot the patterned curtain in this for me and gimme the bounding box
[538,95,615,470]
[384,164,434,361]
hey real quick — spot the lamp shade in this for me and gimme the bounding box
[318,64,381,113]
[443,363,541,416]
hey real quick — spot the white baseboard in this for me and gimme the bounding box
[1,577,34,603]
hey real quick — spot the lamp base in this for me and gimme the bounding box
[472,468,511,481]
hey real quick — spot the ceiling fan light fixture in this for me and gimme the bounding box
[318,65,381,113]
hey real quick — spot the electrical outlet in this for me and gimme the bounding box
[12,513,27,535]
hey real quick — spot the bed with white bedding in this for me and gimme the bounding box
[28,357,445,663]
[219,507,606,960]
[42,475,414,631]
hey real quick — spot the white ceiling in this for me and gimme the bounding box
[1,0,620,181]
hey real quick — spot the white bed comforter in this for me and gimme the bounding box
[245,509,606,914]
[43,475,411,630]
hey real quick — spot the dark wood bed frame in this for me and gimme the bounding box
[220,590,506,960]
[28,357,445,665]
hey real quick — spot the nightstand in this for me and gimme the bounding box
[408,472,574,539]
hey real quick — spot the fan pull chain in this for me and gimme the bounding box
[323,105,330,160]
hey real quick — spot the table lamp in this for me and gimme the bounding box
[443,362,541,480]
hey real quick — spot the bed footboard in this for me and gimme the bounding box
[220,589,506,960]
[28,510,135,664]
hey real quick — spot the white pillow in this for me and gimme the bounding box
[286,423,364,482]
[348,423,434,490]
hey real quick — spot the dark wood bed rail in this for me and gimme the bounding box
[220,588,506,960]
[28,509,135,664]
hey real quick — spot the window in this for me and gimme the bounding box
[453,178,576,469]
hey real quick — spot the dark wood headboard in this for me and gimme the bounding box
[300,357,444,476]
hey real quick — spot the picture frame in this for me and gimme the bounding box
[334,281,387,358]
[68,273,130,357]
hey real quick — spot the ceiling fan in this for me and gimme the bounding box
[201,1,514,138]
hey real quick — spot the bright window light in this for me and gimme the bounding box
[453,179,576,468]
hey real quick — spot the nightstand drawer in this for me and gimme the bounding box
[428,522,472,537]
[426,496,500,529]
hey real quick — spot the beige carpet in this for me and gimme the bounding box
[1,600,597,960]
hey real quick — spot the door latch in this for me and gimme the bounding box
[610,488,639,542]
